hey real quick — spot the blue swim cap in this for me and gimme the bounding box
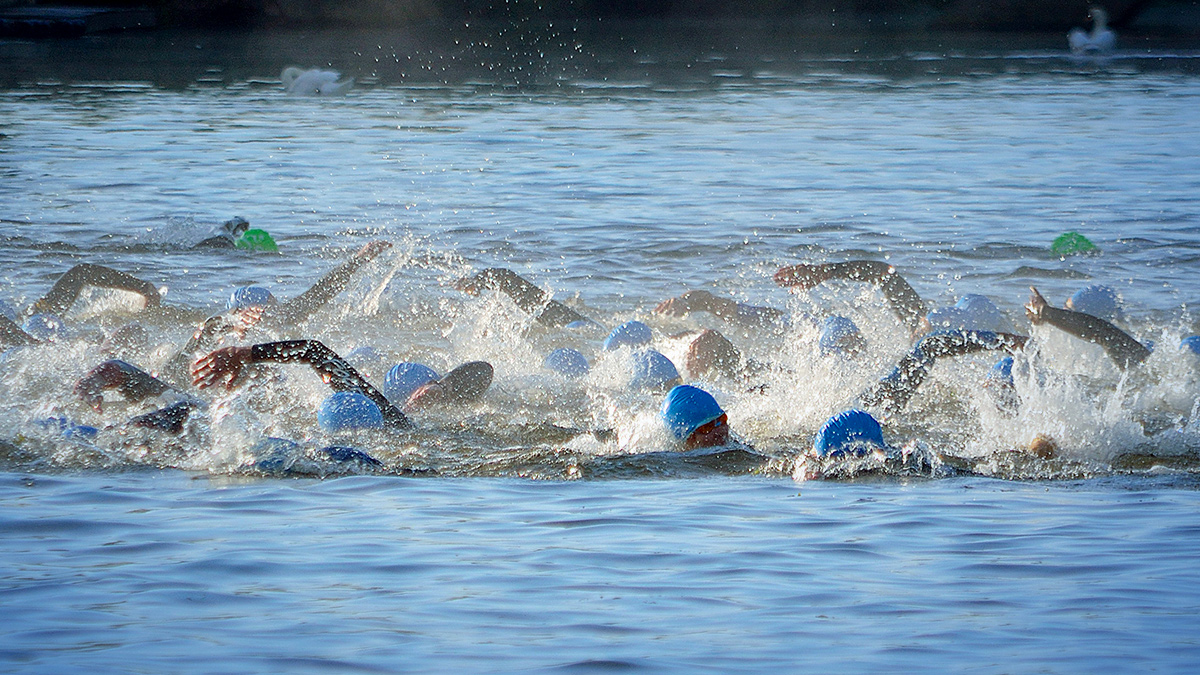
[544,347,589,378]
[603,320,653,351]
[250,437,303,473]
[346,345,383,368]
[37,417,98,439]
[1066,285,1121,322]
[1180,336,1200,356]
[383,362,439,404]
[813,409,885,458]
[986,356,1015,387]
[23,313,65,341]
[318,392,384,432]
[225,286,277,310]
[0,299,17,322]
[629,349,681,392]
[928,295,1008,333]
[818,315,863,356]
[661,384,725,441]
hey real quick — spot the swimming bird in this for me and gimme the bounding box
[1068,7,1116,55]
[280,67,354,96]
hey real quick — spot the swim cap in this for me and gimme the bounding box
[23,313,65,341]
[346,345,383,368]
[37,417,98,439]
[661,384,725,441]
[1051,231,1098,255]
[813,409,885,458]
[235,228,278,252]
[250,437,303,473]
[225,286,276,310]
[629,349,681,392]
[603,320,653,351]
[986,356,1015,387]
[544,347,589,378]
[818,315,863,356]
[1180,336,1200,356]
[0,299,17,322]
[317,392,384,432]
[927,295,1008,333]
[383,362,439,404]
[1066,285,1121,322]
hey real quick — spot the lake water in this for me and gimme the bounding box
[1,22,1199,672]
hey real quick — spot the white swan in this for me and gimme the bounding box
[280,66,354,96]
[1068,7,1116,55]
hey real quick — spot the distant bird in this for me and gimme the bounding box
[1068,6,1116,55]
[280,67,354,96]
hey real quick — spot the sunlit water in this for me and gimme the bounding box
[1,24,1199,671]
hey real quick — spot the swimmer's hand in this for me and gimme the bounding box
[1025,287,1048,325]
[192,346,253,389]
[74,361,130,411]
[405,381,446,409]
[654,290,723,317]
[355,240,392,262]
[774,264,831,290]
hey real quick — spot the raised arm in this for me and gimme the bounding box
[29,263,160,317]
[1025,287,1150,370]
[455,268,592,328]
[775,261,927,336]
[859,329,1028,414]
[272,240,391,326]
[192,339,411,429]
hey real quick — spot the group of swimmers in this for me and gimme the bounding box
[1,233,1190,476]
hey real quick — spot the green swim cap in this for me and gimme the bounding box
[235,228,278,252]
[1051,231,1097,255]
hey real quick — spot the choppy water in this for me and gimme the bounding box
[1,23,1200,671]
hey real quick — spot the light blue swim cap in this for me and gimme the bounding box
[1067,285,1121,322]
[544,347,589,378]
[661,384,725,441]
[318,392,384,432]
[927,294,1008,333]
[813,409,885,458]
[383,362,439,404]
[629,349,681,392]
[986,356,1015,387]
[23,313,65,341]
[1180,336,1200,356]
[818,315,862,356]
[225,286,277,310]
[603,320,653,351]
[346,345,383,368]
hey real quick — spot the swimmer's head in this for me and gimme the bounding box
[23,313,65,341]
[383,362,440,404]
[318,392,384,432]
[818,316,865,356]
[629,349,681,392]
[544,348,589,379]
[1066,285,1121,322]
[985,356,1015,388]
[813,409,885,458]
[661,384,729,449]
[226,286,277,311]
[603,320,653,351]
[685,329,741,378]
[222,216,251,238]
[346,345,383,368]
[926,294,1008,333]
[1180,336,1200,356]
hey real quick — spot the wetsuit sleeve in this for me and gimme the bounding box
[860,330,1026,414]
[249,340,412,429]
[1036,305,1151,370]
[459,268,592,328]
[274,243,388,326]
[30,264,160,317]
[0,315,37,347]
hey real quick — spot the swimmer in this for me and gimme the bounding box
[660,384,730,449]
[192,216,251,249]
[775,260,928,338]
[455,268,594,328]
[1025,286,1151,370]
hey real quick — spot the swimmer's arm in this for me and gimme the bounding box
[129,400,197,434]
[775,261,927,336]
[860,330,1027,414]
[0,315,37,347]
[75,359,173,411]
[655,290,785,328]
[1025,287,1151,370]
[455,267,590,327]
[274,240,392,325]
[30,264,161,317]
[162,307,264,385]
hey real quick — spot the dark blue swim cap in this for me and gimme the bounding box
[318,392,384,432]
[1066,285,1121,322]
[226,286,276,310]
[603,320,653,351]
[986,356,1015,387]
[813,409,885,457]
[544,347,589,378]
[818,315,862,356]
[661,384,725,441]
[383,362,439,404]
[629,349,681,392]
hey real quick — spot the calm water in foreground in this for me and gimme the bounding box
[1,23,1199,671]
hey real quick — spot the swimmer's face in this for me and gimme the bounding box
[685,413,729,450]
